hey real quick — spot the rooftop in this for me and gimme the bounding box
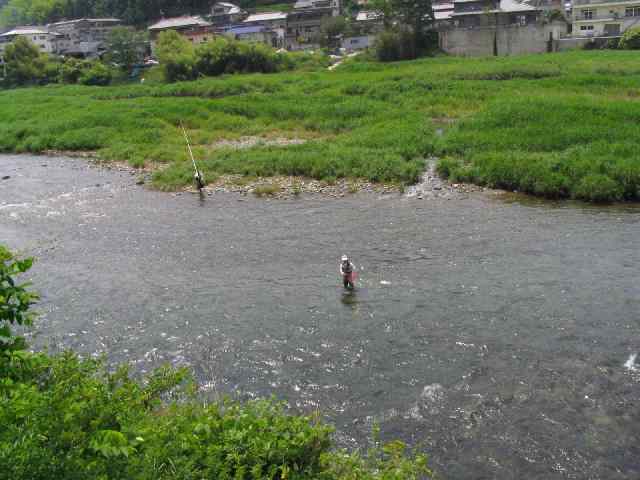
[211,2,243,14]
[294,0,332,9]
[48,18,121,26]
[452,0,537,14]
[1,26,51,36]
[243,12,288,22]
[355,10,383,21]
[148,15,212,30]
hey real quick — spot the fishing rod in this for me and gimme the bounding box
[181,123,205,191]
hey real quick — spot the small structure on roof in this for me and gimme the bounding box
[209,2,247,26]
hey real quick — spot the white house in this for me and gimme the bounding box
[0,27,61,55]
[570,0,640,37]
[242,12,288,47]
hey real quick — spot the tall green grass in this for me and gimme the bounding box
[1,50,640,200]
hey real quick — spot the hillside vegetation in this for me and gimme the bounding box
[1,50,640,201]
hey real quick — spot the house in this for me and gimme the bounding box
[148,16,214,53]
[433,2,455,28]
[242,12,288,47]
[569,0,640,37]
[209,2,247,26]
[47,18,122,58]
[224,25,278,45]
[286,0,340,49]
[341,10,383,51]
[0,27,64,62]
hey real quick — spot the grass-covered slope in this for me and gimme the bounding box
[1,50,640,201]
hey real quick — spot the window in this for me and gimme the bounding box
[350,38,359,44]
[513,14,527,25]
[580,24,594,30]
[582,8,593,19]
[40,35,46,40]
[625,6,640,16]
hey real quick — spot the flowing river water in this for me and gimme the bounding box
[1,154,639,479]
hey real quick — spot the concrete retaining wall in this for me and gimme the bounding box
[440,22,567,57]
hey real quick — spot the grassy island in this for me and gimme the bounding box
[1,50,639,201]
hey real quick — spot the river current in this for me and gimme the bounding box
[1,154,639,479]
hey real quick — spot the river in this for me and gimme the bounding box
[1,154,639,479]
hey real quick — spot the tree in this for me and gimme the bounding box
[320,15,347,49]
[105,26,147,72]
[619,26,640,49]
[79,61,113,85]
[370,0,435,55]
[155,29,197,82]
[2,36,47,86]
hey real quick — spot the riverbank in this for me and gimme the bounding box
[2,50,640,201]
[41,149,485,199]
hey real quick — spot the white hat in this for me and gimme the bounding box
[341,255,348,261]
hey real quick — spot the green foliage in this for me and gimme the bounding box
[0,246,433,479]
[374,29,417,62]
[195,37,283,77]
[79,62,113,86]
[59,57,85,84]
[1,350,432,480]
[2,36,48,87]
[105,26,147,71]
[157,33,292,83]
[155,30,198,82]
[2,50,640,201]
[572,174,623,203]
[370,0,435,52]
[619,26,640,50]
[0,245,39,380]
[320,15,347,49]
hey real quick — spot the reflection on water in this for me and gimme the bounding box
[2,154,640,480]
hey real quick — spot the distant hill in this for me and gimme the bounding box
[0,0,297,28]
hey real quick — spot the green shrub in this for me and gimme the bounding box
[2,36,48,87]
[619,27,640,49]
[156,30,198,82]
[60,58,85,84]
[253,183,282,196]
[375,29,417,62]
[572,174,623,202]
[79,62,113,86]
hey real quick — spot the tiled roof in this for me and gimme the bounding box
[244,12,288,22]
[49,18,121,26]
[1,27,51,36]
[148,15,211,30]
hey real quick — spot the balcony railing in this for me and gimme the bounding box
[573,0,636,6]
[573,12,623,19]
